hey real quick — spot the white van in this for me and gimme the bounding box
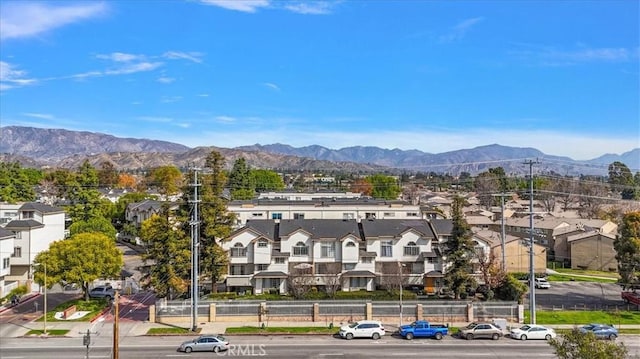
[339,320,386,340]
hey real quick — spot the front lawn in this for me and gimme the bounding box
[546,274,617,283]
[147,327,196,335]
[225,326,337,335]
[525,310,640,325]
[553,268,619,279]
[37,298,110,322]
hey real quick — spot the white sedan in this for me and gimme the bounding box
[510,325,556,341]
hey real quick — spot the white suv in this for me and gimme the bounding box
[534,277,551,289]
[339,320,385,340]
[89,285,115,300]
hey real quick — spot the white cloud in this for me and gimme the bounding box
[163,51,204,63]
[105,62,163,75]
[0,2,108,41]
[0,61,36,90]
[157,76,176,84]
[22,112,55,120]
[509,43,638,66]
[284,2,334,15]
[262,82,280,91]
[215,115,237,123]
[439,17,484,43]
[197,0,269,13]
[96,52,145,62]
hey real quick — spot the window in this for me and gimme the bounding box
[381,241,393,257]
[14,231,21,239]
[350,277,367,288]
[256,264,269,271]
[271,213,282,220]
[257,240,268,248]
[230,243,247,257]
[404,242,419,256]
[321,242,335,258]
[22,211,34,219]
[365,213,376,219]
[383,212,395,217]
[2,257,9,269]
[361,257,373,263]
[427,257,438,264]
[407,212,419,217]
[11,246,21,258]
[274,257,286,264]
[343,213,355,220]
[294,213,305,219]
[252,213,263,217]
[230,265,249,275]
[265,278,280,289]
[343,263,356,270]
[293,242,308,256]
[345,241,356,247]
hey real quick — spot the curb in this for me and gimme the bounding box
[90,306,112,323]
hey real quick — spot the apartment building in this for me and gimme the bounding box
[1,202,66,291]
[220,218,447,295]
[227,197,423,228]
[0,228,15,297]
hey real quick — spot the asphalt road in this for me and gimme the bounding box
[526,282,626,310]
[2,334,639,359]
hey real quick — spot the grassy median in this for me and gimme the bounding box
[525,310,640,325]
[25,329,70,336]
[225,326,337,335]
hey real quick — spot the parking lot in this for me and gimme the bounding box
[526,282,625,310]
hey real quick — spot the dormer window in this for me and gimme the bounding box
[345,241,356,247]
[293,241,308,256]
[230,243,247,257]
[257,239,268,248]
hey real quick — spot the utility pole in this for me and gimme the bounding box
[492,193,513,272]
[43,262,47,335]
[113,291,119,359]
[189,167,201,332]
[524,159,539,324]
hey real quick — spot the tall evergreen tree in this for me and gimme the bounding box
[228,157,254,199]
[140,209,190,299]
[443,196,477,299]
[196,151,234,293]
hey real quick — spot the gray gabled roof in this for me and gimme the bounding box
[279,219,362,241]
[243,220,277,241]
[359,219,435,239]
[19,202,64,214]
[5,219,45,229]
[429,219,453,236]
[0,228,15,239]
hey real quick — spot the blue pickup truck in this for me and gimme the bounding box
[398,320,448,340]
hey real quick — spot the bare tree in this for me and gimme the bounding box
[287,263,314,299]
[322,263,343,299]
[553,176,578,212]
[475,249,506,300]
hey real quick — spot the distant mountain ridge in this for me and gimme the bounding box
[1,126,638,175]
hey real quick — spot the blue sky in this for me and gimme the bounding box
[0,0,638,160]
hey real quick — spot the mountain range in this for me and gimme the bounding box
[1,126,638,176]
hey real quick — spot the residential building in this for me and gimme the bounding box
[0,228,15,297]
[568,231,618,271]
[125,200,178,227]
[258,191,362,201]
[227,197,424,228]
[1,203,65,291]
[221,218,447,295]
[472,229,547,274]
